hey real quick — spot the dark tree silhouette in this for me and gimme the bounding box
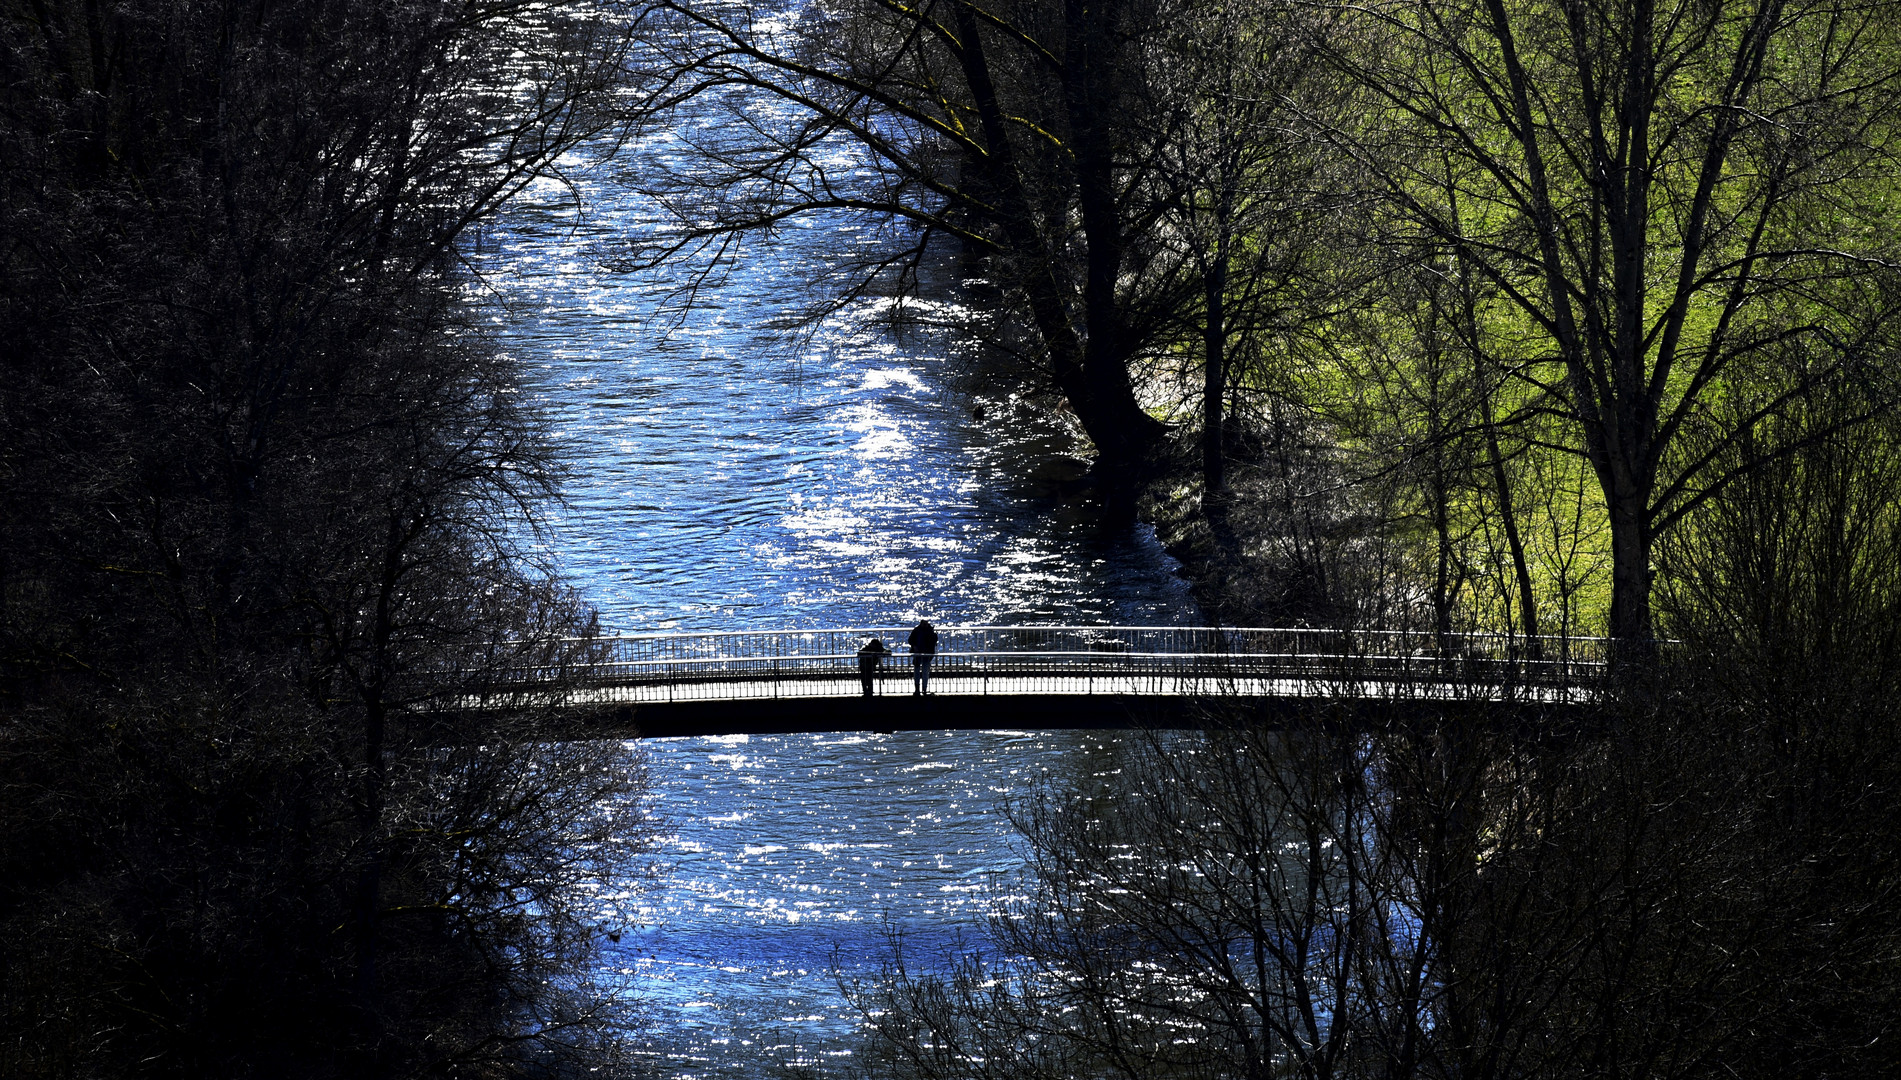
[625,0,1194,474]
[0,3,654,1077]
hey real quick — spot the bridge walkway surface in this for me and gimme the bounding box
[455,626,1609,738]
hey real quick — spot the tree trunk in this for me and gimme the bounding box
[1607,484,1655,664]
[1202,233,1229,504]
[1485,420,1542,653]
[1432,461,1457,643]
[954,2,1161,472]
[1063,0,1166,471]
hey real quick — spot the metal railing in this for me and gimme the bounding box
[462,626,1609,706]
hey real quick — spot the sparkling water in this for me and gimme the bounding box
[480,120,1197,1075]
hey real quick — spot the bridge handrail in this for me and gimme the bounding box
[565,648,1603,664]
[579,625,1608,641]
[574,627,1604,646]
[583,626,1609,661]
[455,626,1612,694]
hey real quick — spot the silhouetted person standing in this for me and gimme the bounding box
[908,620,938,695]
[857,636,889,697]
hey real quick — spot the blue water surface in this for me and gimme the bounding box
[479,133,1197,1075]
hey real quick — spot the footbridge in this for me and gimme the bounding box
[463,626,1608,738]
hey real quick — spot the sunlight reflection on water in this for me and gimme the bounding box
[478,149,1196,631]
[480,140,1197,1074]
[616,729,1144,1077]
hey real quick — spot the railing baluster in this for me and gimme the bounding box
[484,625,1609,708]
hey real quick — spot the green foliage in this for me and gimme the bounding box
[1131,0,1901,642]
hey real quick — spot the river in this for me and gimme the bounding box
[479,137,1198,1075]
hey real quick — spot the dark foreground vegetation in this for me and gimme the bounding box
[1,3,653,1077]
[846,670,1901,1080]
[839,460,1901,1079]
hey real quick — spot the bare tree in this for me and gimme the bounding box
[0,3,657,1077]
[1145,0,1340,511]
[844,706,1561,1080]
[848,673,1901,1080]
[624,0,1191,473]
[1318,0,1901,654]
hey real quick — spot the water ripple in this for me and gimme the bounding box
[482,132,1198,1075]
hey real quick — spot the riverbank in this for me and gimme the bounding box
[1137,428,1369,631]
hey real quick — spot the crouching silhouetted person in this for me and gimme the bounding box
[857,636,889,697]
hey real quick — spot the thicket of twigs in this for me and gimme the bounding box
[844,417,1901,1080]
[1,4,653,1077]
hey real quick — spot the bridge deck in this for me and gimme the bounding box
[455,626,1608,738]
[566,672,1590,705]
